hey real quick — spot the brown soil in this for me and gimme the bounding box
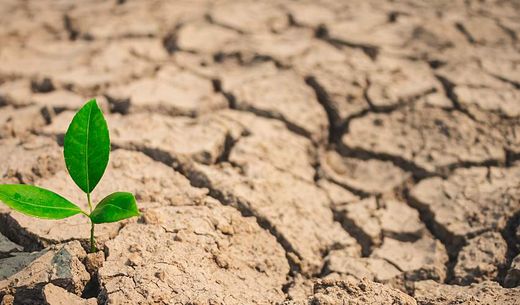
[0,0,519,304]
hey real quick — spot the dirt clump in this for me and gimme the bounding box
[106,65,227,116]
[186,161,360,275]
[371,235,448,284]
[308,278,417,305]
[413,280,520,305]
[453,231,508,285]
[0,235,22,257]
[410,165,520,251]
[0,241,89,304]
[320,150,410,195]
[0,106,48,139]
[325,250,401,283]
[220,110,317,182]
[333,197,425,254]
[219,62,329,143]
[342,104,506,177]
[42,284,96,305]
[505,254,520,288]
[0,136,63,185]
[98,202,289,304]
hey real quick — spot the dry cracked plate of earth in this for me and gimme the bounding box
[0,0,520,304]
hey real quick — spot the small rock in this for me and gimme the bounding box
[0,241,89,299]
[456,17,512,46]
[85,252,104,274]
[0,295,14,305]
[42,283,96,305]
[505,254,520,288]
[216,223,234,235]
[30,77,54,93]
[141,210,160,225]
[212,252,230,269]
[0,234,22,256]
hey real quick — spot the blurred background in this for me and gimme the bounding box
[0,0,519,304]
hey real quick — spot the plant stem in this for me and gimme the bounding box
[87,192,93,213]
[90,219,96,253]
[87,193,96,253]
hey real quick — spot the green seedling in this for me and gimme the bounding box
[0,99,139,253]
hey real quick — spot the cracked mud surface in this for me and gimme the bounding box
[0,0,519,304]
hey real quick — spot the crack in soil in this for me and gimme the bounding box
[314,24,380,60]
[434,74,480,122]
[304,75,344,144]
[403,186,468,284]
[454,22,476,45]
[500,211,520,287]
[337,144,435,179]
[108,141,307,294]
[0,214,46,252]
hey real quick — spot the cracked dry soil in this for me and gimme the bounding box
[0,0,520,304]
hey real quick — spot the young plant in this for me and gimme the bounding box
[0,99,139,253]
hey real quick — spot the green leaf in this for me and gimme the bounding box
[64,99,110,194]
[0,184,83,219]
[90,192,139,224]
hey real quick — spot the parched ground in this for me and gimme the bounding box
[0,0,520,304]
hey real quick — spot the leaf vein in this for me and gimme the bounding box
[0,193,80,212]
[98,202,132,213]
[85,103,92,193]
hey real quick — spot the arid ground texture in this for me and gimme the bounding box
[0,0,520,304]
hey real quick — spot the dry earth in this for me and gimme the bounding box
[0,0,520,304]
